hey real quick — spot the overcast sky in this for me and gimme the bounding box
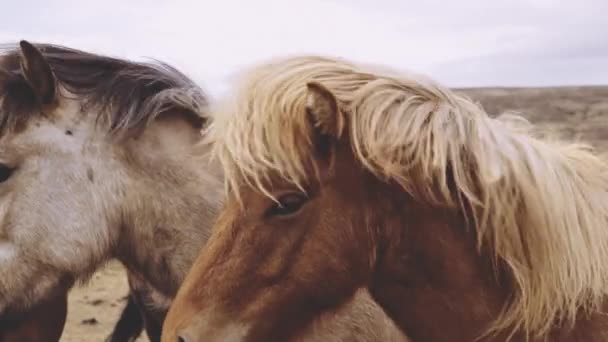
[2,0,607,97]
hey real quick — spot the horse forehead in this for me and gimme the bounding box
[53,96,83,118]
[0,94,84,142]
[0,120,90,161]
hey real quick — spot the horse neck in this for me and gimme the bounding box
[369,189,608,341]
[115,139,223,297]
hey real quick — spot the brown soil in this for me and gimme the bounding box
[60,86,608,341]
[63,261,149,342]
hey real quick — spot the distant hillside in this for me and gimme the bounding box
[457,86,608,152]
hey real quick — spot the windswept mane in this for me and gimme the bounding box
[0,42,207,137]
[208,55,608,338]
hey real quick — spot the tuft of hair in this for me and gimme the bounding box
[0,42,208,138]
[206,55,608,339]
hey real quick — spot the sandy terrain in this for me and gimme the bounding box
[59,86,608,341]
[62,261,149,342]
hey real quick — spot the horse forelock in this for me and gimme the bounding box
[0,42,208,139]
[209,54,608,338]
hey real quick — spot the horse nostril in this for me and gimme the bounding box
[177,335,187,342]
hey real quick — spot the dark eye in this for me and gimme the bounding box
[266,192,309,217]
[0,164,13,183]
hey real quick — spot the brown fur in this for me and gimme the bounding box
[163,55,608,341]
[0,291,67,342]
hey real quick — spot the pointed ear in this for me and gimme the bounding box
[19,40,56,105]
[305,82,344,139]
[305,82,346,168]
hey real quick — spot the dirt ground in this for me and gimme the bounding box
[63,261,149,342]
[59,86,608,341]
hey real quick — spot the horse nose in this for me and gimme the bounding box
[176,329,201,342]
[175,324,201,342]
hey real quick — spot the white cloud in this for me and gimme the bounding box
[2,0,606,95]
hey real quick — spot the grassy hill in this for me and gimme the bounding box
[459,86,608,152]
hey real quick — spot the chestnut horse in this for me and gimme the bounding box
[163,56,608,341]
[0,44,406,342]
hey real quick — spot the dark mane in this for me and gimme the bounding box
[0,42,207,137]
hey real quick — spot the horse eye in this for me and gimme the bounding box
[0,164,14,183]
[266,193,309,217]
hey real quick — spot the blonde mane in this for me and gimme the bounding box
[206,55,608,339]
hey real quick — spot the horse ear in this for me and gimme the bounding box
[19,40,56,105]
[305,82,344,139]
